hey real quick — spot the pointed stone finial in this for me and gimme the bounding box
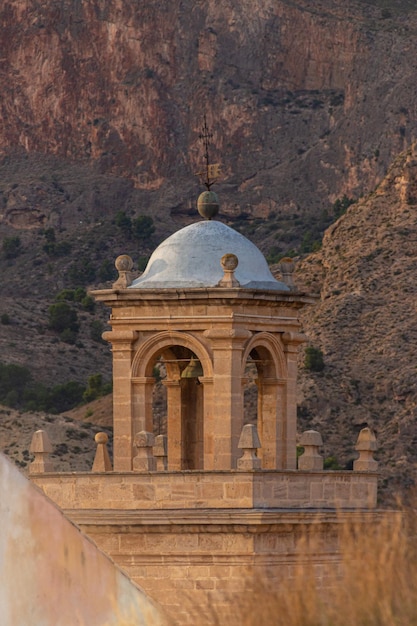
[298,430,323,470]
[153,434,168,471]
[133,431,156,472]
[237,424,261,470]
[92,432,112,472]
[29,430,53,474]
[278,257,296,290]
[113,254,134,288]
[217,253,240,288]
[353,427,378,471]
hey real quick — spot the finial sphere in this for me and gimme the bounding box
[220,253,239,271]
[197,191,219,219]
[95,432,108,444]
[115,254,133,272]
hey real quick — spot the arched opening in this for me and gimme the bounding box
[147,345,205,470]
[242,342,284,469]
[152,361,167,436]
[243,355,258,427]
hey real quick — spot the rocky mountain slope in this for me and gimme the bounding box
[1,0,417,500]
[1,0,417,385]
[297,144,417,501]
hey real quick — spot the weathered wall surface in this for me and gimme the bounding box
[0,453,165,626]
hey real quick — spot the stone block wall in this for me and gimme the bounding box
[32,469,378,511]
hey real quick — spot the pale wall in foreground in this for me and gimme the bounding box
[0,453,165,626]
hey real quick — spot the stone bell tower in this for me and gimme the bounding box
[31,190,379,626]
[94,192,311,475]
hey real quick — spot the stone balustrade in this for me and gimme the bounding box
[28,426,378,510]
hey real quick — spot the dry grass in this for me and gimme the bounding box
[202,508,417,626]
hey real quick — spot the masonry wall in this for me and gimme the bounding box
[32,468,378,626]
[32,469,378,510]
[71,509,376,626]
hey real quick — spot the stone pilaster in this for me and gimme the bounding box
[282,332,307,469]
[257,377,286,469]
[204,328,251,469]
[102,329,138,471]
[163,379,182,470]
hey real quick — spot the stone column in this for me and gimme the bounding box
[200,376,213,471]
[282,332,306,469]
[102,329,138,471]
[204,328,251,470]
[132,377,155,439]
[257,377,286,469]
[163,379,182,470]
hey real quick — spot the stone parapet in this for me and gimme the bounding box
[32,469,378,511]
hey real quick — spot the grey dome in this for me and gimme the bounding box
[130,220,289,291]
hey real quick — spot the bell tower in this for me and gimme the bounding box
[30,136,379,625]
[93,206,310,474]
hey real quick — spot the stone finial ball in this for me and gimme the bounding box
[115,254,133,272]
[220,253,239,271]
[197,190,220,219]
[95,432,108,444]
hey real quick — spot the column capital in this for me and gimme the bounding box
[282,331,307,346]
[204,328,252,340]
[282,331,307,353]
[162,379,181,388]
[261,377,286,387]
[102,329,139,347]
[132,377,156,385]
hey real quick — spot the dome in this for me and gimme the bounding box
[130,220,289,291]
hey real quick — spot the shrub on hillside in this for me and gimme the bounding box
[48,302,79,339]
[83,373,112,403]
[0,363,32,407]
[67,259,96,286]
[0,360,109,413]
[132,215,155,241]
[304,346,325,372]
[3,236,22,259]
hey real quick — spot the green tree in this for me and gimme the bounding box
[0,363,32,406]
[304,346,325,372]
[3,236,22,259]
[55,289,75,302]
[333,195,354,219]
[48,302,79,334]
[47,381,86,413]
[81,295,95,312]
[83,373,111,403]
[98,259,116,282]
[67,259,96,286]
[42,228,71,257]
[132,215,155,241]
[115,210,132,236]
[90,320,105,343]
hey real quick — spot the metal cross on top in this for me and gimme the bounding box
[196,115,221,190]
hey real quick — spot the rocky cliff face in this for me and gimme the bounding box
[297,144,417,500]
[1,0,417,497]
[1,0,417,237]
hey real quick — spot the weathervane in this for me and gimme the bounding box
[196,115,221,190]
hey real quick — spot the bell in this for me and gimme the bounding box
[181,356,203,379]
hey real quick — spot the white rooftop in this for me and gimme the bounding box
[130,220,289,291]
